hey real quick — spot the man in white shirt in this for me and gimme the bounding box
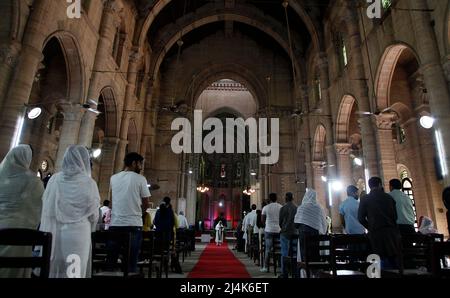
[261,193,283,272]
[178,211,189,229]
[109,152,151,273]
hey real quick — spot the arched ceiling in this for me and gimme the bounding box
[134,0,330,82]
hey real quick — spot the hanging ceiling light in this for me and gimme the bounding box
[92,148,102,158]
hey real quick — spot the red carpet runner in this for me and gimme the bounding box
[188,243,251,278]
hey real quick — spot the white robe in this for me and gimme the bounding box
[39,146,99,278]
[215,222,224,244]
[0,145,44,278]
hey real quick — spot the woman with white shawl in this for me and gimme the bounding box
[0,145,44,277]
[39,145,99,278]
[418,216,438,235]
[294,189,328,265]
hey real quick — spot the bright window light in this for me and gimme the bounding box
[435,130,448,177]
[331,181,343,192]
[11,115,25,149]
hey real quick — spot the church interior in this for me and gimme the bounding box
[0,0,450,280]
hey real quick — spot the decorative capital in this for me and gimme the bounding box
[335,143,352,155]
[374,112,398,130]
[0,47,18,67]
[59,103,85,121]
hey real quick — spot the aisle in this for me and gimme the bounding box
[188,243,251,278]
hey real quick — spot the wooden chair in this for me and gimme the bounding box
[0,229,52,278]
[326,234,371,278]
[152,231,171,278]
[431,241,450,278]
[383,233,434,277]
[298,234,332,278]
[138,231,154,278]
[91,230,140,278]
[269,234,281,276]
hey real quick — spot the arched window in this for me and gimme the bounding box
[402,178,418,230]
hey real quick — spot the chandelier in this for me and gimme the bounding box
[243,186,256,196]
[197,185,210,193]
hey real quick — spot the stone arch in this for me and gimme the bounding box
[149,13,301,83]
[42,31,85,104]
[137,0,320,51]
[335,95,357,143]
[207,107,245,119]
[99,87,118,137]
[375,43,421,110]
[313,124,326,161]
[180,63,267,110]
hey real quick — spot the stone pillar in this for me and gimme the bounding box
[114,139,128,172]
[318,55,337,179]
[373,113,398,190]
[312,161,328,212]
[80,0,120,148]
[0,0,50,159]
[300,84,314,188]
[345,12,380,179]
[304,139,313,188]
[0,42,20,110]
[410,0,450,186]
[55,104,86,170]
[98,137,120,200]
[115,52,141,171]
[335,143,353,189]
[186,174,197,225]
[78,111,99,147]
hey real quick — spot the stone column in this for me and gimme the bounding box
[335,143,353,189]
[0,0,50,159]
[55,104,86,170]
[78,111,99,147]
[114,139,128,172]
[345,12,380,179]
[115,52,141,172]
[304,139,313,188]
[98,137,120,200]
[79,0,120,147]
[186,173,197,225]
[0,42,20,110]
[410,0,450,186]
[317,55,337,179]
[373,113,398,190]
[312,161,328,212]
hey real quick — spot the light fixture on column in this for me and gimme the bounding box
[250,169,257,176]
[419,115,435,129]
[188,168,193,174]
[353,157,363,166]
[321,176,328,182]
[27,107,42,120]
[92,148,102,158]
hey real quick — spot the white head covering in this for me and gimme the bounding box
[418,216,438,235]
[0,145,44,228]
[294,189,328,235]
[41,145,100,225]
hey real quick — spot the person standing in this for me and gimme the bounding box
[0,145,45,278]
[39,145,100,278]
[339,185,366,235]
[294,189,328,262]
[215,221,225,246]
[260,193,282,273]
[279,192,298,278]
[109,152,150,273]
[177,211,189,229]
[358,177,401,270]
[389,179,416,235]
[100,200,111,221]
